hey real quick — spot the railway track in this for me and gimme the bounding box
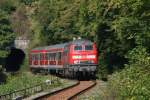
[35,80,96,100]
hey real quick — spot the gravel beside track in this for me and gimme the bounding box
[78,80,108,100]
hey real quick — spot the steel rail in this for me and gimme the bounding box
[35,80,96,100]
[35,81,80,100]
[68,80,96,100]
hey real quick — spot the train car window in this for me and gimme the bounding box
[74,45,82,50]
[85,45,93,50]
[37,54,40,60]
[40,53,44,60]
[35,54,38,60]
[45,53,49,60]
[32,54,34,60]
[49,53,51,60]
[33,55,35,60]
[40,54,42,60]
[53,53,56,60]
[58,52,61,60]
[42,54,44,60]
[51,53,54,60]
[56,52,58,60]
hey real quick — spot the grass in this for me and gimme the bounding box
[0,72,61,95]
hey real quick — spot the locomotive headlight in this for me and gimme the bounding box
[91,60,94,63]
[74,60,80,64]
[72,55,82,59]
[87,55,96,59]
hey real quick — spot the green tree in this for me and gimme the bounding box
[0,9,15,57]
[0,0,16,14]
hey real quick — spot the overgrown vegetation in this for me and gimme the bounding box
[109,46,150,99]
[0,72,61,95]
[0,5,15,57]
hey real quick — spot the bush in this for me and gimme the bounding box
[108,46,150,100]
[0,73,61,95]
[109,67,150,100]
[97,53,108,81]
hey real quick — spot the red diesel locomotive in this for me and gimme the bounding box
[29,39,97,78]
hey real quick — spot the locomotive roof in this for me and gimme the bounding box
[31,39,93,51]
[45,43,68,50]
[69,39,93,45]
[32,43,67,51]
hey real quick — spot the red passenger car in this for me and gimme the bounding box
[29,39,97,78]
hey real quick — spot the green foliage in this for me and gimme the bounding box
[29,0,101,46]
[0,0,16,14]
[0,73,61,95]
[10,4,31,37]
[0,9,15,57]
[109,47,150,99]
[109,67,150,100]
[125,46,150,66]
[31,0,78,45]
[97,52,108,80]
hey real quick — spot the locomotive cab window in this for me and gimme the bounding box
[74,45,82,50]
[85,45,93,50]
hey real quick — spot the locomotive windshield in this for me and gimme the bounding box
[85,45,93,50]
[74,45,82,50]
